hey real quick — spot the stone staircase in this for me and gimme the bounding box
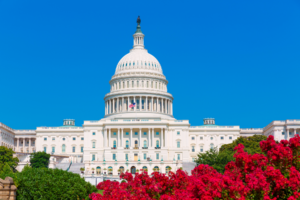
[68,163,85,174]
[55,163,71,171]
[182,162,196,175]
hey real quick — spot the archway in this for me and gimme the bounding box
[166,166,171,174]
[96,166,101,175]
[131,166,136,174]
[108,166,113,175]
[119,166,124,173]
[142,166,148,172]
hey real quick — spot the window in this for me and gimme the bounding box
[210,143,214,150]
[73,137,76,141]
[143,132,147,135]
[177,131,180,135]
[126,132,129,135]
[44,138,47,141]
[113,132,116,135]
[200,137,203,140]
[81,137,84,140]
[229,136,232,140]
[92,142,95,148]
[62,138,65,141]
[52,147,55,153]
[72,146,75,153]
[156,132,159,135]
[113,154,116,160]
[126,140,129,148]
[92,154,95,161]
[177,141,180,148]
[135,132,138,135]
[156,140,159,147]
[137,100,139,109]
[144,153,146,160]
[210,137,213,140]
[125,154,128,160]
[221,136,224,140]
[81,146,83,152]
[191,137,195,140]
[62,144,66,153]
[113,141,116,148]
[192,158,195,162]
[177,154,180,160]
[44,147,47,152]
[93,132,96,135]
[192,146,195,152]
[52,137,55,141]
[144,140,147,147]
[282,132,285,135]
[156,153,159,160]
[142,100,144,109]
[200,146,203,152]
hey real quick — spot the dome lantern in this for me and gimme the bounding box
[133,16,145,50]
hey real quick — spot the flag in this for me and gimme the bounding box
[129,102,136,108]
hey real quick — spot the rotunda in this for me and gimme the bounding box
[104,18,174,119]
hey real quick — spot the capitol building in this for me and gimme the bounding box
[1,18,300,175]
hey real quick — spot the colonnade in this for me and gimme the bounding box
[285,128,300,140]
[103,128,167,149]
[15,138,36,153]
[105,96,172,115]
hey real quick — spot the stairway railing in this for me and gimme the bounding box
[66,161,72,171]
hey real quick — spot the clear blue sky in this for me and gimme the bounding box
[0,0,299,129]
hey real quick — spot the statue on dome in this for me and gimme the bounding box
[137,16,141,25]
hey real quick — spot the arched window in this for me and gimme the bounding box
[177,141,180,148]
[113,140,116,148]
[210,137,213,140]
[210,143,214,150]
[62,144,65,153]
[154,166,159,172]
[156,140,159,147]
[135,140,138,147]
[166,166,171,174]
[126,140,129,148]
[108,166,113,175]
[119,166,124,173]
[144,140,147,147]
[142,166,148,172]
[96,166,101,175]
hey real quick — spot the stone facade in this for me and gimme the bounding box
[0,177,16,200]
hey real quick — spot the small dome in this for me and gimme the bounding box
[115,48,162,74]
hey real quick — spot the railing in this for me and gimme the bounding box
[133,147,139,149]
[190,126,238,129]
[175,120,183,122]
[155,147,161,149]
[66,161,72,172]
[39,127,83,130]
[111,147,116,149]
[111,120,118,122]
[124,147,129,149]
[240,128,263,131]
[142,147,148,149]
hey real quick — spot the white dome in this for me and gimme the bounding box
[115,48,163,75]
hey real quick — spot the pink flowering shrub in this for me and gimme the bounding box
[89,135,300,199]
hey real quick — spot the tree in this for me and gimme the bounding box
[30,151,50,168]
[16,166,97,200]
[194,148,232,173]
[0,146,19,172]
[195,135,268,173]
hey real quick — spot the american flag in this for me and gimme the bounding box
[129,102,136,108]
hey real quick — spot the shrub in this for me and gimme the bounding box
[30,151,50,168]
[16,166,97,200]
[89,135,300,199]
[0,146,19,171]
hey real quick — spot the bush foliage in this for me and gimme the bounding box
[30,151,50,168]
[0,146,19,172]
[16,167,97,200]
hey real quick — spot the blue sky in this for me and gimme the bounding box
[0,0,299,129]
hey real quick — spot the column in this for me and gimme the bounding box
[152,128,154,148]
[108,129,111,147]
[121,128,124,148]
[287,128,289,140]
[165,128,168,148]
[134,96,136,111]
[117,129,120,147]
[151,97,154,112]
[29,138,31,153]
[113,98,115,113]
[162,98,164,113]
[161,128,163,148]
[17,138,19,152]
[122,97,124,112]
[171,101,173,115]
[139,128,142,148]
[23,138,25,152]
[294,129,297,138]
[104,129,107,147]
[140,96,142,111]
[127,97,130,111]
[130,129,133,148]
[109,99,111,114]
[117,98,119,113]
[148,128,150,148]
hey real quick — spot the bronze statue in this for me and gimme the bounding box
[137,16,141,25]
